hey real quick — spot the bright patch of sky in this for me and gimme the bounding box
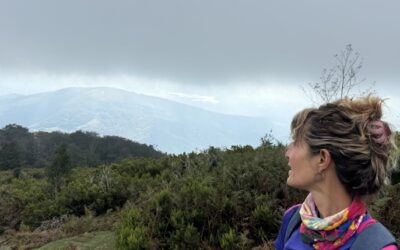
[1,71,399,134]
[0,71,306,118]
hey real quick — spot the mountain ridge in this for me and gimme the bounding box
[0,87,274,153]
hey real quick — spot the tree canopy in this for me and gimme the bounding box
[0,124,164,170]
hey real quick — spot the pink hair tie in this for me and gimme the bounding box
[368,120,391,145]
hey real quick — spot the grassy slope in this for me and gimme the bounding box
[37,231,115,250]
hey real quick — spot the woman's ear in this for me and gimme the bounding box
[318,149,332,172]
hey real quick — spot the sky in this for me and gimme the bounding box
[1,0,400,133]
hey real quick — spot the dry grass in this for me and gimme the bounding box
[251,241,275,250]
[0,211,120,250]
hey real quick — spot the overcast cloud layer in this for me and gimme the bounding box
[1,0,400,132]
[1,0,399,85]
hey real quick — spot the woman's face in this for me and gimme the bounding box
[285,140,320,190]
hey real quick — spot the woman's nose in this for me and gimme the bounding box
[285,148,290,160]
[285,144,293,160]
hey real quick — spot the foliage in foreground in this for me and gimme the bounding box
[0,136,399,249]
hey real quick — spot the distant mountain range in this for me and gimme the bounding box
[0,87,279,153]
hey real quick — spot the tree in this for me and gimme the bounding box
[46,144,71,196]
[0,124,33,167]
[302,44,374,105]
[0,142,21,170]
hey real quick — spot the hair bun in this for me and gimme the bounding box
[368,120,391,145]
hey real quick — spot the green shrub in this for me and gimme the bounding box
[370,184,400,239]
[58,167,128,216]
[219,228,239,250]
[116,208,151,250]
[61,210,95,236]
[170,223,201,250]
[251,203,278,241]
[1,176,63,228]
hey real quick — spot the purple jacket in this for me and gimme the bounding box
[274,205,397,250]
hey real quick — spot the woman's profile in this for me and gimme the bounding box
[274,96,398,250]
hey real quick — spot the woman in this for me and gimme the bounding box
[274,96,398,250]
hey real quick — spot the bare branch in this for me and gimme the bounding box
[302,44,374,105]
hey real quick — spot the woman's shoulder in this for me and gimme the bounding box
[356,214,376,233]
[283,203,301,217]
[353,215,398,250]
[381,245,398,250]
[274,204,303,250]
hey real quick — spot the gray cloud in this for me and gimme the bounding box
[0,0,399,84]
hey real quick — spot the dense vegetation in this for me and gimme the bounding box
[0,124,164,170]
[0,130,399,249]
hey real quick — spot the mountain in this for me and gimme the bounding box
[0,87,276,153]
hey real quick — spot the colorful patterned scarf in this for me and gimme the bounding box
[299,193,366,250]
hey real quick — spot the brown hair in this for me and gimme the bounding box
[290,96,397,196]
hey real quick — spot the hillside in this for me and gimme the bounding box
[0,87,276,153]
[0,124,163,169]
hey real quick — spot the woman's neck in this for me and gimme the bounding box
[308,163,354,218]
[311,190,352,218]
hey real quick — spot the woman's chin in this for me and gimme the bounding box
[287,176,300,189]
[286,176,294,186]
